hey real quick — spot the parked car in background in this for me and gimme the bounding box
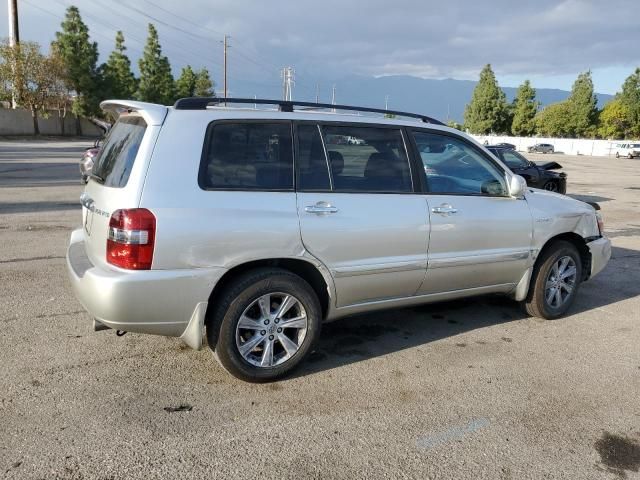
[486,145,567,193]
[612,142,640,159]
[528,143,555,154]
[80,138,102,184]
[66,97,611,382]
[494,142,516,149]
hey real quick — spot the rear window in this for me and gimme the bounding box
[92,116,146,188]
[200,122,293,190]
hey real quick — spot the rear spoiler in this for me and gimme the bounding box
[100,100,168,126]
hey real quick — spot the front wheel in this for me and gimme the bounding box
[543,180,559,192]
[208,268,321,382]
[615,152,620,158]
[629,153,634,159]
[523,241,582,319]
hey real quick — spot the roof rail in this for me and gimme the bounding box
[173,97,444,125]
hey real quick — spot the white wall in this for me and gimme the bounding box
[470,134,631,157]
[0,108,103,136]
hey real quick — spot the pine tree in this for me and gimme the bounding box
[103,31,136,99]
[137,24,175,104]
[52,6,102,117]
[175,65,197,99]
[194,68,215,97]
[566,71,598,137]
[463,64,509,134]
[511,80,538,136]
[618,68,640,137]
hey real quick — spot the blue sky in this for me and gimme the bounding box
[3,0,639,96]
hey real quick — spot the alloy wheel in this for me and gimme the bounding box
[235,292,308,368]
[545,256,577,309]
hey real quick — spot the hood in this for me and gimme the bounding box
[534,160,563,171]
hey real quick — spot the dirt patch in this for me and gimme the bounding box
[595,432,640,477]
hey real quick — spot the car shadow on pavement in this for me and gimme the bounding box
[295,295,526,378]
[569,245,640,315]
[295,245,640,378]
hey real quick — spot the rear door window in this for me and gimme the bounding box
[92,116,146,188]
[320,125,412,193]
[296,124,331,190]
[200,123,293,190]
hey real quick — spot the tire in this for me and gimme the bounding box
[543,180,559,192]
[615,152,620,158]
[523,240,582,319]
[629,153,634,159]
[207,268,322,382]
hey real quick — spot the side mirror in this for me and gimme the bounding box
[508,174,527,198]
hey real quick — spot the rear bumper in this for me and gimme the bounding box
[587,236,611,279]
[66,229,225,346]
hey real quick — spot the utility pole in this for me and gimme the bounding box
[222,35,229,104]
[281,67,294,101]
[331,84,336,112]
[315,83,319,103]
[8,0,20,109]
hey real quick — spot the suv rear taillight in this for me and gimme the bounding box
[107,209,156,270]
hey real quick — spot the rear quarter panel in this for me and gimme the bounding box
[140,111,305,270]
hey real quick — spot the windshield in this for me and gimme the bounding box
[92,116,146,188]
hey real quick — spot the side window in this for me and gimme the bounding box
[296,124,331,190]
[412,131,507,196]
[200,123,293,190]
[320,125,412,193]
[500,150,529,169]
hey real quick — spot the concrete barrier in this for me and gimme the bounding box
[471,134,635,157]
[0,108,103,136]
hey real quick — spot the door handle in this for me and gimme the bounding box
[305,202,338,215]
[431,203,458,215]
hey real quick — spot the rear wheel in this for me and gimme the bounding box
[615,152,620,158]
[629,153,634,159]
[523,241,582,319]
[543,180,559,192]
[207,268,321,382]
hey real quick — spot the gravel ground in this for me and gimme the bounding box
[0,140,639,479]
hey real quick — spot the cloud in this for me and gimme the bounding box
[4,0,639,86]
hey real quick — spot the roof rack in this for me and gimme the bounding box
[173,97,444,125]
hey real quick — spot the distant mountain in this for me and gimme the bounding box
[229,74,613,123]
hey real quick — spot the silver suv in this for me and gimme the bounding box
[66,98,611,382]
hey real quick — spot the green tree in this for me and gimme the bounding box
[618,67,640,137]
[598,99,632,139]
[535,102,572,137]
[103,31,136,99]
[511,80,538,136]
[566,71,598,137]
[463,64,510,134]
[194,68,215,96]
[446,120,463,130]
[52,6,102,118]
[175,65,197,98]
[0,41,63,135]
[137,24,175,104]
